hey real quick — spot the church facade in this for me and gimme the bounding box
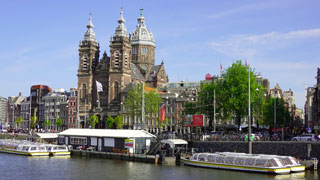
[77,9,168,130]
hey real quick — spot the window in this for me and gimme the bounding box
[91,137,97,146]
[59,137,65,144]
[124,52,128,66]
[104,138,115,147]
[82,84,87,98]
[114,51,120,67]
[114,82,119,101]
[82,56,88,70]
[70,137,87,145]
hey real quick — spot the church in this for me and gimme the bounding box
[77,8,168,129]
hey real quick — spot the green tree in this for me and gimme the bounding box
[55,117,62,131]
[124,83,161,127]
[114,115,123,129]
[106,116,114,129]
[88,115,99,129]
[44,119,51,130]
[16,116,24,129]
[220,60,263,128]
[262,97,291,128]
[30,108,38,129]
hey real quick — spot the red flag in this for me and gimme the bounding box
[220,62,222,70]
[160,104,165,122]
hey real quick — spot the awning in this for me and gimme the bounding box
[160,139,188,148]
[36,133,58,139]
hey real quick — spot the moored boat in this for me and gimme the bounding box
[181,152,303,174]
[0,139,49,156]
[46,144,70,156]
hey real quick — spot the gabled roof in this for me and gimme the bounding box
[58,128,156,138]
[146,65,161,81]
[131,63,145,80]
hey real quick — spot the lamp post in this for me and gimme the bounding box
[274,92,277,136]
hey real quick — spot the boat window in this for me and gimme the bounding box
[244,158,255,166]
[207,155,215,162]
[216,156,225,164]
[225,157,235,164]
[198,154,207,161]
[22,146,29,151]
[58,146,67,150]
[30,147,37,151]
[47,147,52,150]
[192,154,198,160]
[255,159,267,167]
[39,147,45,151]
[266,159,279,167]
[234,158,245,165]
[281,157,293,166]
[53,147,57,150]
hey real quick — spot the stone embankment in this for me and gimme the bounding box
[71,150,159,164]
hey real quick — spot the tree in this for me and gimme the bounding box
[262,97,291,128]
[31,108,38,129]
[55,117,62,131]
[220,60,262,128]
[16,116,24,129]
[88,115,99,129]
[106,116,114,129]
[124,83,161,127]
[114,115,123,129]
[44,119,51,130]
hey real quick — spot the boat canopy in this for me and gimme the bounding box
[160,139,188,148]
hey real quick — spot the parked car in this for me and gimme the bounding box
[291,134,318,141]
[0,129,8,133]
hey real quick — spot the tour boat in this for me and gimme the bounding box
[0,139,49,156]
[46,144,70,156]
[181,152,304,174]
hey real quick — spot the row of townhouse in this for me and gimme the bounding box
[305,68,320,133]
[4,85,78,131]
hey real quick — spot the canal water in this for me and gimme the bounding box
[0,153,318,180]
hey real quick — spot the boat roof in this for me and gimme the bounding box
[36,133,58,139]
[161,139,188,148]
[58,128,156,138]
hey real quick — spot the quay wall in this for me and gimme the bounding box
[71,150,159,164]
[189,141,320,160]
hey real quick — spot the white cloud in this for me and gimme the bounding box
[208,28,320,58]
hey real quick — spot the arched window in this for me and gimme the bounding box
[82,84,87,98]
[114,82,119,101]
[114,51,120,67]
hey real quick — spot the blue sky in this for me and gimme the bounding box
[0,0,319,109]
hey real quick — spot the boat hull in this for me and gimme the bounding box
[50,151,71,156]
[290,166,305,173]
[0,148,49,156]
[182,158,291,174]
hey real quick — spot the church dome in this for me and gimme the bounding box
[129,9,155,47]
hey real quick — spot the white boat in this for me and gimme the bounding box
[0,139,49,156]
[46,144,70,156]
[181,152,302,174]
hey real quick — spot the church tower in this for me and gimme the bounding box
[129,9,155,77]
[77,14,100,125]
[108,8,132,114]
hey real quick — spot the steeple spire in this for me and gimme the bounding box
[114,7,127,37]
[83,12,97,42]
[137,8,145,27]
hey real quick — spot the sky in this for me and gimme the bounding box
[0,0,319,109]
